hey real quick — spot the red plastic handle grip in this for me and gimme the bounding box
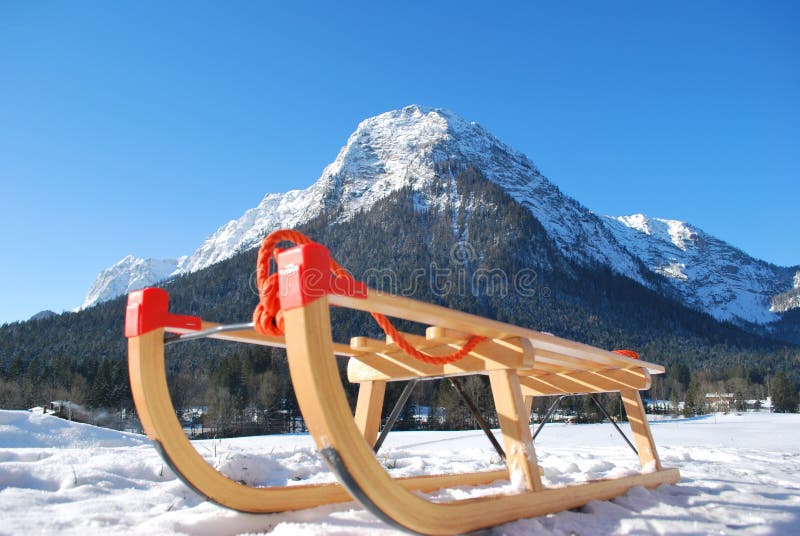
[124,287,201,337]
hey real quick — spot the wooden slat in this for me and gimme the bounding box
[425,332,560,375]
[396,468,511,493]
[532,348,609,371]
[330,291,665,374]
[351,331,451,354]
[349,327,626,382]
[346,336,535,383]
[519,368,652,396]
[520,360,568,374]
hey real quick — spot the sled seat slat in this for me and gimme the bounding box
[347,331,539,383]
[346,320,661,384]
[519,367,651,396]
[428,327,632,373]
[330,290,664,374]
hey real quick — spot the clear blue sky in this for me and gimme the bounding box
[1,1,797,324]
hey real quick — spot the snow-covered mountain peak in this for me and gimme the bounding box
[315,106,451,202]
[321,105,534,186]
[81,255,185,309]
[313,105,537,213]
[794,271,800,289]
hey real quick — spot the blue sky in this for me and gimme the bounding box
[0,1,797,324]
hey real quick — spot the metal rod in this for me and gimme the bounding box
[589,395,638,456]
[449,378,505,461]
[164,322,256,345]
[373,380,419,453]
[531,395,568,441]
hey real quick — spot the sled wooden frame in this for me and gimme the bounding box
[126,243,679,534]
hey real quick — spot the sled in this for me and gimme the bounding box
[125,230,679,534]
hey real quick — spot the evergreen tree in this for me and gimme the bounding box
[771,373,799,413]
[683,375,704,417]
[88,359,112,408]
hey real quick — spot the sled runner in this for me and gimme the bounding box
[126,230,679,534]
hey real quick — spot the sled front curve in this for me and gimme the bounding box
[276,245,679,535]
[126,290,509,513]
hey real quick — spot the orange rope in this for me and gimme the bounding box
[371,312,485,365]
[613,349,640,359]
[252,229,484,365]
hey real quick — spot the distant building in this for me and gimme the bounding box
[413,405,445,424]
[47,401,89,423]
[704,393,734,412]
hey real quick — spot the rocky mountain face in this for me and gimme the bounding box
[771,272,800,314]
[81,255,185,310]
[81,105,797,329]
[603,214,797,324]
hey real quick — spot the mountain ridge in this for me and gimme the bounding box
[81,255,186,310]
[603,213,797,324]
[81,105,798,327]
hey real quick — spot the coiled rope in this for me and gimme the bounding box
[252,229,485,365]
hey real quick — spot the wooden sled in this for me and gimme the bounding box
[125,236,679,534]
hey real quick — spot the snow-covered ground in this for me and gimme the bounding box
[1,410,799,535]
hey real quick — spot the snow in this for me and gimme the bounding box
[655,261,689,281]
[2,409,800,535]
[614,214,697,252]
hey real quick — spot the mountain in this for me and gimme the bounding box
[603,214,798,324]
[81,105,798,330]
[82,105,649,307]
[81,255,186,310]
[176,104,647,281]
